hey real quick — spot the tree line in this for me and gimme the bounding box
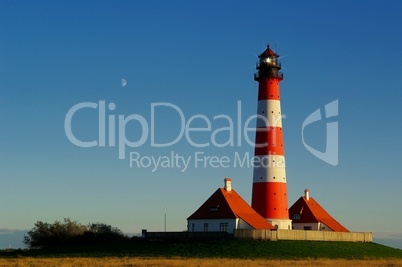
[23,218,129,248]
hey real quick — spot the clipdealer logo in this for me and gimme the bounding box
[64,99,339,171]
[302,100,339,166]
[64,100,280,165]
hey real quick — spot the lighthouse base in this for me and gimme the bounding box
[267,218,292,230]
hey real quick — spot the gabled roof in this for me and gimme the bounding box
[187,188,274,230]
[259,45,279,58]
[289,196,349,232]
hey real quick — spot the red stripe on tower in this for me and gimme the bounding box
[251,44,292,230]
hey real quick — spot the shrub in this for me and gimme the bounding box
[24,218,128,248]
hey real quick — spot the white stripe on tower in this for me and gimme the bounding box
[256,99,282,128]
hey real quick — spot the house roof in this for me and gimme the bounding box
[187,188,274,230]
[289,196,349,232]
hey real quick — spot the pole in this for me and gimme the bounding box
[164,208,167,232]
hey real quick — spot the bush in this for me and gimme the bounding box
[23,218,128,248]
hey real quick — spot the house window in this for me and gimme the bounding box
[219,223,228,232]
[192,223,195,232]
[204,223,209,232]
[304,226,312,230]
[293,213,300,220]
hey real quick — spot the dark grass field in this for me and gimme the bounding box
[2,240,402,260]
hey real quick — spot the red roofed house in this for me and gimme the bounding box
[289,189,349,232]
[187,178,275,233]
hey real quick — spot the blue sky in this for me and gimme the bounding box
[1,1,402,249]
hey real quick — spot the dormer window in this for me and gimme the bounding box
[209,204,220,211]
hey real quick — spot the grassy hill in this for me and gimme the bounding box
[1,240,402,259]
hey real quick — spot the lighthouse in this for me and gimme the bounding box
[251,44,292,230]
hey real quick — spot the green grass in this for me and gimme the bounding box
[2,240,402,259]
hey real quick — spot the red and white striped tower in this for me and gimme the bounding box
[251,44,292,229]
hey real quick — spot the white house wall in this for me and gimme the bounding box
[237,219,253,230]
[318,222,331,231]
[292,222,319,231]
[292,222,333,231]
[187,219,238,233]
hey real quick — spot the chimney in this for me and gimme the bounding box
[224,178,232,192]
[304,188,310,200]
